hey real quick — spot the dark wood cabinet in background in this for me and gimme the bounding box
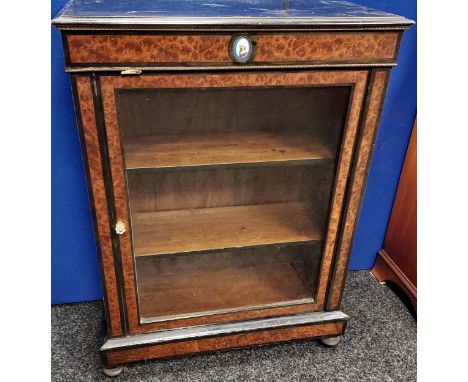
[372,120,417,312]
[53,0,413,376]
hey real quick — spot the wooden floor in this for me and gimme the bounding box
[124,130,333,170]
[137,262,312,320]
[131,202,320,257]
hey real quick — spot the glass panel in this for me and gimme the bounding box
[115,85,351,323]
[136,244,322,322]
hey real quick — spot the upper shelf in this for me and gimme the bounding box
[124,130,334,171]
[52,0,414,28]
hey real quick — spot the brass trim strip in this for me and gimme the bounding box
[67,62,396,73]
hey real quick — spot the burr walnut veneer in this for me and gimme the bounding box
[53,0,413,376]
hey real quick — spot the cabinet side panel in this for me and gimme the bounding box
[76,76,123,336]
[327,70,389,310]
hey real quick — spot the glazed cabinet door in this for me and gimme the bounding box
[77,70,376,336]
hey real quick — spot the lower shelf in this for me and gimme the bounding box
[137,262,313,322]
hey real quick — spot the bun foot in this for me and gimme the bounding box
[320,335,341,347]
[103,365,124,377]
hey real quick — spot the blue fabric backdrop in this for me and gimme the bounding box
[51,0,416,304]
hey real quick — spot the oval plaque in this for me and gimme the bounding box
[231,36,253,63]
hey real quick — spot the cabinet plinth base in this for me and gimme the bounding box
[101,311,348,367]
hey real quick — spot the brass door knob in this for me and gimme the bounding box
[115,220,126,235]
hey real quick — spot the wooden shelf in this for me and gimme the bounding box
[124,131,333,170]
[132,202,320,257]
[137,262,312,321]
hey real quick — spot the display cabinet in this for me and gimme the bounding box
[53,0,413,376]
